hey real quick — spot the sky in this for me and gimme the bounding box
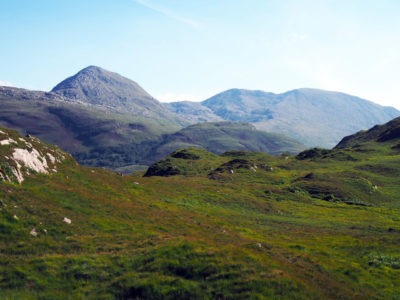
[1,0,400,109]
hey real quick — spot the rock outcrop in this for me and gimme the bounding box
[0,128,66,183]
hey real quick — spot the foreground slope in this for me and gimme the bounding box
[169,88,400,147]
[1,123,400,299]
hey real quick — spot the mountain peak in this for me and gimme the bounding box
[81,65,104,71]
[51,66,157,111]
[73,65,121,78]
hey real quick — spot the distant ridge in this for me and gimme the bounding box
[168,88,400,147]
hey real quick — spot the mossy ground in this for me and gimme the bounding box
[1,141,400,299]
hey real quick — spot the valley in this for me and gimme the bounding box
[1,116,400,298]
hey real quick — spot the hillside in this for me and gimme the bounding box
[168,88,400,147]
[335,116,400,149]
[1,121,400,299]
[145,122,305,163]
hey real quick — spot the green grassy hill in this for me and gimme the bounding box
[145,122,306,164]
[1,122,400,299]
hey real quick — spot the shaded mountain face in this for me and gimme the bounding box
[335,116,400,149]
[168,88,400,148]
[52,66,172,118]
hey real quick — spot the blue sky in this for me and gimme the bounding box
[1,0,400,109]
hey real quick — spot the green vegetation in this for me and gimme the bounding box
[1,122,400,299]
[148,122,305,163]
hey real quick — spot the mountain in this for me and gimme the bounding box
[6,66,398,172]
[2,125,400,298]
[145,121,305,163]
[52,66,169,117]
[168,88,400,148]
[1,67,311,172]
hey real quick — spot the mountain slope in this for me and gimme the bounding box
[164,101,224,123]
[171,88,400,148]
[1,125,400,298]
[335,116,400,149]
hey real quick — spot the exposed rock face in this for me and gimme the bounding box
[13,148,50,174]
[0,128,65,183]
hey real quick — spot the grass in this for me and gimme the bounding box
[1,129,400,298]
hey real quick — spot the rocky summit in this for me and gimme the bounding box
[52,66,171,117]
